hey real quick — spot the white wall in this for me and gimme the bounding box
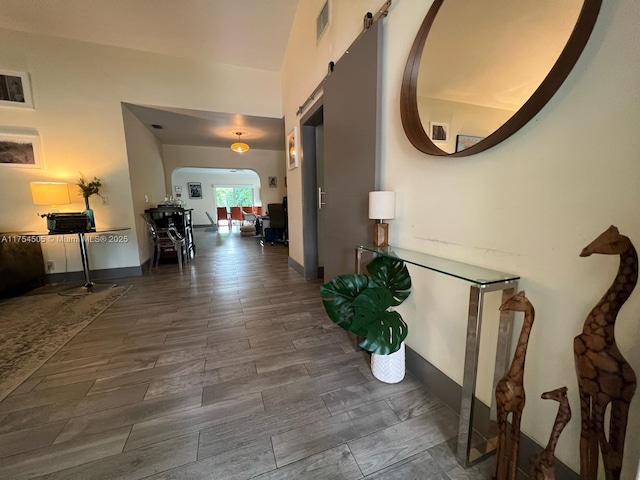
[162,145,287,221]
[418,96,515,154]
[171,168,261,225]
[0,27,281,273]
[122,105,166,264]
[282,0,640,475]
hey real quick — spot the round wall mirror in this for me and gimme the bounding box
[400,0,602,156]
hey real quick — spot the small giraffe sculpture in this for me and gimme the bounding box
[529,387,572,480]
[493,291,535,480]
[574,225,637,480]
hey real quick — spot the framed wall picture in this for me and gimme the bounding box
[429,122,449,143]
[0,131,43,168]
[188,182,202,199]
[456,135,484,152]
[0,70,34,109]
[268,176,277,188]
[287,127,299,170]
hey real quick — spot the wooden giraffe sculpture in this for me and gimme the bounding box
[574,225,637,480]
[529,387,572,480]
[493,291,535,480]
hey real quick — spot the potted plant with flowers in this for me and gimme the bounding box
[77,174,102,228]
[320,255,411,383]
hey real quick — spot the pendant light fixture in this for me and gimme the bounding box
[230,131,249,153]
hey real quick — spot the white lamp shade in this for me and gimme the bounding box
[369,191,395,220]
[30,182,71,206]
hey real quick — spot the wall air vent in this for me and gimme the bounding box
[316,0,329,41]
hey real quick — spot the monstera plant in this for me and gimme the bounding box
[320,255,411,355]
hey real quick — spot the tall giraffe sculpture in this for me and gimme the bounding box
[529,386,572,480]
[493,291,535,480]
[574,225,637,480]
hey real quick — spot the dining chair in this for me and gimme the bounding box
[205,211,217,231]
[140,213,188,271]
[182,209,195,258]
[216,207,231,229]
[230,206,244,226]
[241,207,257,225]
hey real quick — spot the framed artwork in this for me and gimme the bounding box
[0,131,43,168]
[456,134,484,152]
[268,176,277,188]
[287,127,299,170]
[429,122,449,143]
[188,182,202,199]
[0,70,34,109]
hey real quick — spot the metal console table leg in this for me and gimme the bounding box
[60,232,116,296]
[456,281,517,467]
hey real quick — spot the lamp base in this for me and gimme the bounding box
[373,222,389,248]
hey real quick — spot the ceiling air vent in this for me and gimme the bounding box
[316,1,329,41]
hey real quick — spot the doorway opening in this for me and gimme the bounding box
[300,98,324,280]
[171,167,261,227]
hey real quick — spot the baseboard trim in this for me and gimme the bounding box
[288,256,305,277]
[405,346,578,479]
[46,265,142,284]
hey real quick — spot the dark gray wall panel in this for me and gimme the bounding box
[322,21,381,280]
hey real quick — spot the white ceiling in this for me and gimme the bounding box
[124,104,285,150]
[0,0,299,72]
[0,0,298,150]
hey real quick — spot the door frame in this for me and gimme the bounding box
[300,96,324,280]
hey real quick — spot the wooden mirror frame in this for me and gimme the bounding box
[400,0,602,157]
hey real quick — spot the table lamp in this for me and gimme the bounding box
[30,182,71,212]
[369,191,395,247]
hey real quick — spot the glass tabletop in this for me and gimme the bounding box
[357,244,519,286]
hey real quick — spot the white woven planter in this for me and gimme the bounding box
[370,342,405,383]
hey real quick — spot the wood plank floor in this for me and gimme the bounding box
[0,228,494,479]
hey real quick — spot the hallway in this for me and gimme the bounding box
[0,229,493,479]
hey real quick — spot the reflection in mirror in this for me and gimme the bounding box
[401,0,602,156]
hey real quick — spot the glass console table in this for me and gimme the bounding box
[356,245,520,468]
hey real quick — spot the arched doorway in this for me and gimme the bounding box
[171,167,261,226]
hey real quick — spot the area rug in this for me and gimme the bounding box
[0,285,131,401]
